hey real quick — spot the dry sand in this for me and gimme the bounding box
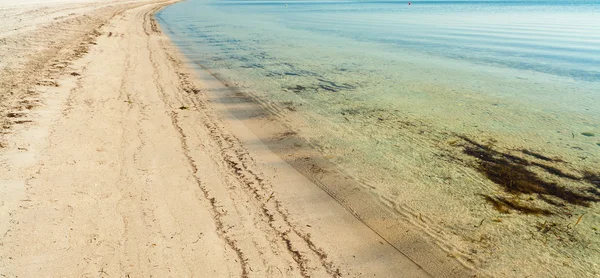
[0,0,471,277]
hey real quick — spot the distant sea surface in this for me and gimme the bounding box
[156,0,600,143]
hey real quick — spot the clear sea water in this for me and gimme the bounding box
[157,1,600,273]
[157,0,600,148]
[157,0,599,179]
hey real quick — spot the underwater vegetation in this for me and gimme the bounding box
[520,149,560,162]
[460,137,600,215]
[583,172,600,187]
[483,195,552,215]
[285,79,356,94]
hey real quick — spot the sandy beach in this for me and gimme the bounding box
[0,0,475,276]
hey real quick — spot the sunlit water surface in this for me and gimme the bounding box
[158,0,600,274]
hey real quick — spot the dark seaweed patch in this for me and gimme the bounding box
[240,63,264,69]
[537,195,566,208]
[316,78,355,92]
[583,172,600,187]
[463,138,584,180]
[530,162,580,180]
[461,137,600,212]
[231,55,250,62]
[521,149,558,162]
[461,137,526,164]
[286,85,308,94]
[318,84,338,92]
[264,72,278,77]
[483,195,552,215]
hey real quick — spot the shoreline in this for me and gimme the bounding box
[181,59,476,276]
[157,3,476,276]
[0,1,469,276]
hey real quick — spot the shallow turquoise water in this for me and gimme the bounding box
[157,0,599,166]
[157,1,600,273]
[158,0,600,81]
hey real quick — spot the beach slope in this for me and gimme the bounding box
[0,1,455,276]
